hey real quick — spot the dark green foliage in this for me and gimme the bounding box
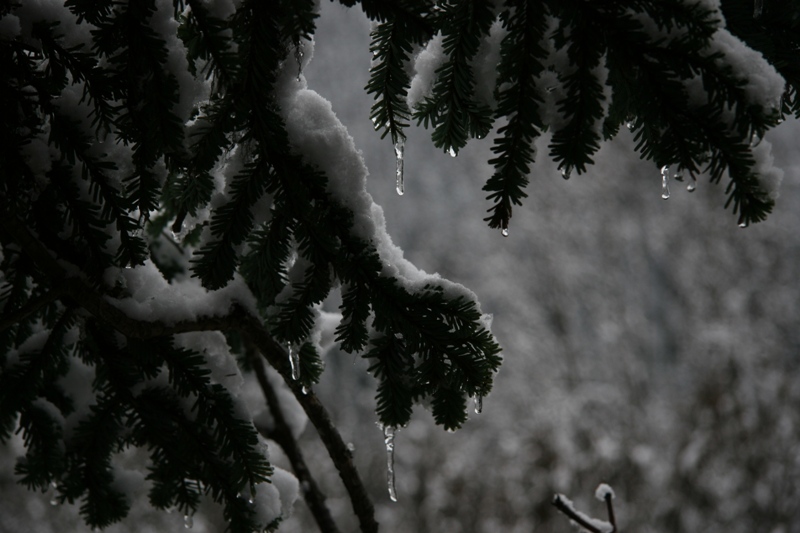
[1,0,798,531]
[484,0,548,230]
[365,1,435,144]
[413,0,496,155]
[374,0,798,231]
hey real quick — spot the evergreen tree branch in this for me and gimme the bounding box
[1,211,379,533]
[484,0,548,231]
[248,345,342,533]
[413,0,495,154]
[241,321,379,533]
[0,285,69,333]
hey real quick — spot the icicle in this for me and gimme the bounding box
[395,137,405,196]
[289,345,300,381]
[473,394,483,414]
[687,174,697,193]
[753,0,764,18]
[661,165,670,199]
[448,147,457,158]
[560,165,571,180]
[184,514,194,529]
[501,227,509,238]
[383,425,398,502]
[294,40,305,81]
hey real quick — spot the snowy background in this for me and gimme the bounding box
[2,2,800,532]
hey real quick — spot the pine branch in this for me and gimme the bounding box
[413,0,495,154]
[366,18,413,144]
[484,0,548,231]
[248,346,341,533]
[242,320,379,533]
[191,161,272,289]
[0,285,69,333]
[0,211,380,533]
[183,0,241,86]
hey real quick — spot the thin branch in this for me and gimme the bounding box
[552,494,605,533]
[241,317,379,533]
[604,492,616,532]
[247,344,342,533]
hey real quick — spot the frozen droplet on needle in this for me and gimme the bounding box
[687,174,697,192]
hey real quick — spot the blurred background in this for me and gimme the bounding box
[2,2,799,532]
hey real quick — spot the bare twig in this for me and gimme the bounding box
[248,344,341,533]
[552,494,605,533]
[604,492,616,532]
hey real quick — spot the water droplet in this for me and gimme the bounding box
[739,221,749,228]
[546,86,556,93]
[448,147,457,158]
[395,137,405,196]
[501,227,509,238]
[560,166,571,180]
[184,514,194,529]
[661,165,670,199]
[48,481,59,505]
[383,425,397,502]
[473,394,483,414]
[750,131,762,147]
[301,385,309,395]
[687,174,697,192]
[346,442,356,453]
[289,345,300,381]
[753,0,764,18]
[624,115,636,130]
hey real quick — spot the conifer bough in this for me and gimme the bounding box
[0,0,797,532]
